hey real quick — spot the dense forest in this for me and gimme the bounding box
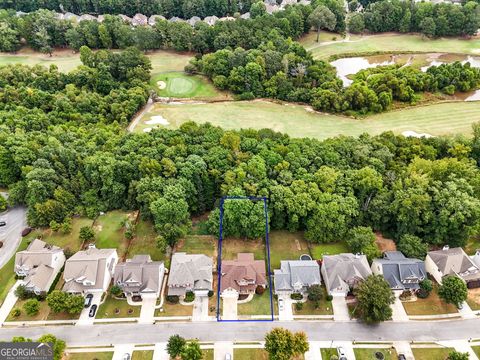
[1,51,480,252]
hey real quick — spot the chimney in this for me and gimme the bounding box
[443,245,450,251]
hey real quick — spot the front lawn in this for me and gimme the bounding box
[472,346,480,358]
[234,349,304,360]
[320,348,338,360]
[127,219,168,265]
[354,348,398,360]
[66,352,113,360]
[237,292,277,316]
[202,349,214,360]
[96,294,140,319]
[402,284,458,316]
[467,288,480,310]
[412,347,453,360]
[292,289,333,316]
[131,350,153,360]
[155,297,193,317]
[7,299,78,321]
[310,241,349,260]
[0,237,29,306]
[94,210,135,256]
[268,230,310,269]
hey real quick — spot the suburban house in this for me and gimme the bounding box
[63,246,118,294]
[14,239,66,294]
[220,253,267,295]
[132,13,148,26]
[113,255,164,299]
[321,253,372,296]
[371,251,426,292]
[167,253,213,296]
[426,246,480,288]
[274,260,321,296]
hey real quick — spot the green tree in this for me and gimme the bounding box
[448,351,469,360]
[420,17,436,38]
[397,234,428,259]
[346,226,380,262]
[110,285,122,297]
[181,340,202,360]
[167,334,186,358]
[438,276,468,308]
[0,195,7,212]
[354,275,395,323]
[23,298,40,316]
[420,279,433,293]
[308,5,337,42]
[79,226,95,243]
[265,328,309,360]
[347,13,365,34]
[307,284,323,302]
[37,334,66,360]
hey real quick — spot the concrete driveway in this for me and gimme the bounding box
[0,202,27,269]
[77,292,102,325]
[192,295,209,321]
[278,295,293,321]
[221,290,238,320]
[214,341,233,360]
[139,297,156,324]
[394,341,414,360]
[112,344,134,360]
[391,294,409,321]
[332,296,350,321]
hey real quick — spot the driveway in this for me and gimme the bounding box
[394,341,414,360]
[139,296,156,324]
[153,342,169,360]
[192,295,209,321]
[112,344,135,360]
[214,341,233,360]
[332,296,350,321]
[0,203,27,269]
[77,292,102,325]
[278,295,293,321]
[221,289,238,320]
[391,294,409,321]
[0,280,22,324]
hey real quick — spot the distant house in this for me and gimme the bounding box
[371,251,426,292]
[79,14,96,22]
[240,12,251,19]
[167,253,212,296]
[274,260,321,296]
[169,17,184,23]
[148,15,166,26]
[204,15,219,26]
[187,16,201,27]
[321,253,372,296]
[63,246,118,294]
[220,253,267,295]
[132,13,148,26]
[114,255,164,299]
[15,239,66,295]
[63,12,79,21]
[118,14,133,24]
[426,246,480,288]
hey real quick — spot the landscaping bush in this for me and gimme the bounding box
[291,293,303,301]
[416,288,430,299]
[184,291,195,303]
[326,295,333,302]
[11,308,21,317]
[167,295,180,304]
[295,302,304,311]
[110,285,122,297]
[15,285,36,300]
[256,286,266,295]
[208,290,214,297]
[420,279,433,293]
[307,284,323,302]
[23,299,40,316]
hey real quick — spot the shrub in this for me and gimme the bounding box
[11,308,21,317]
[256,286,265,295]
[167,295,179,304]
[23,298,40,316]
[420,279,433,293]
[417,288,429,299]
[307,284,323,302]
[15,285,36,300]
[295,302,303,311]
[79,226,95,243]
[208,290,214,297]
[184,291,195,303]
[326,295,333,302]
[110,285,122,297]
[291,293,303,300]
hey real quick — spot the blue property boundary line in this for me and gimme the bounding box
[216,196,275,322]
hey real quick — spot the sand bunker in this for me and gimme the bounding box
[146,115,169,126]
[143,127,153,133]
[157,81,167,89]
[402,130,433,138]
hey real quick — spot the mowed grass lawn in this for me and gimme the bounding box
[0,237,29,306]
[354,348,398,360]
[128,219,168,265]
[155,297,193,317]
[237,292,277,316]
[137,101,480,140]
[93,210,134,256]
[96,294,140,319]
[131,350,153,360]
[402,284,458,315]
[176,235,217,259]
[268,230,310,269]
[301,31,480,60]
[412,347,454,360]
[310,241,349,260]
[202,349,214,360]
[151,72,227,99]
[292,288,333,316]
[65,352,113,360]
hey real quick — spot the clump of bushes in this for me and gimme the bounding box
[167,295,179,304]
[184,291,195,303]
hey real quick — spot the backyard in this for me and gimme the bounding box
[411,347,454,360]
[135,100,480,140]
[220,237,266,262]
[127,219,168,265]
[93,210,135,257]
[268,230,310,269]
[402,284,458,316]
[96,294,141,319]
[310,241,349,260]
[176,235,217,259]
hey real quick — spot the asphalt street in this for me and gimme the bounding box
[2,319,480,346]
[0,192,27,269]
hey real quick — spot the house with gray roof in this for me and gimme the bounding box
[167,253,212,296]
[371,251,426,292]
[204,15,219,26]
[114,255,164,299]
[426,246,480,288]
[15,239,66,295]
[63,246,118,294]
[274,260,320,296]
[132,13,148,26]
[321,253,372,296]
[149,15,166,26]
[79,14,96,22]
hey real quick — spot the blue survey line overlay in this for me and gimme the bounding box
[216,196,274,322]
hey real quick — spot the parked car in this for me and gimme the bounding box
[21,227,32,237]
[278,298,284,311]
[398,354,406,360]
[122,354,131,360]
[84,294,93,308]
[0,221,6,227]
[337,347,347,360]
[225,354,231,360]
[88,304,97,317]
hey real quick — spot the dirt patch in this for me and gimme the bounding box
[468,288,480,305]
[375,232,397,252]
[294,239,302,251]
[94,225,103,232]
[157,80,167,89]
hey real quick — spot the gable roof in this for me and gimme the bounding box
[428,247,480,281]
[168,253,213,292]
[114,255,164,294]
[220,253,266,293]
[24,264,55,292]
[322,253,372,293]
[15,239,63,271]
[373,251,426,290]
[274,260,320,292]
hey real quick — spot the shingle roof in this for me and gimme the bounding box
[274,260,320,292]
[168,253,212,294]
[373,251,426,290]
[15,239,62,271]
[220,253,266,293]
[114,255,163,294]
[322,254,372,293]
[428,247,480,281]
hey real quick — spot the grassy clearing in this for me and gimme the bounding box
[150,72,226,99]
[93,210,133,256]
[66,352,113,360]
[310,241,349,260]
[268,230,310,270]
[202,349,214,360]
[131,350,153,360]
[354,348,398,360]
[96,294,140,319]
[301,32,480,60]
[221,237,265,262]
[155,297,193,317]
[128,219,168,265]
[137,100,480,140]
[0,237,30,306]
[237,292,276,316]
[411,347,453,360]
[402,283,458,315]
[176,235,216,259]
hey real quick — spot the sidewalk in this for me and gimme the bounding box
[0,280,22,325]
[153,342,168,360]
[458,301,476,319]
[438,340,479,360]
[305,341,322,360]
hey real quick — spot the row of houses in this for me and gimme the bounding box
[14,238,480,303]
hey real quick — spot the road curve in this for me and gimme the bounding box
[0,201,27,269]
[2,319,480,346]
